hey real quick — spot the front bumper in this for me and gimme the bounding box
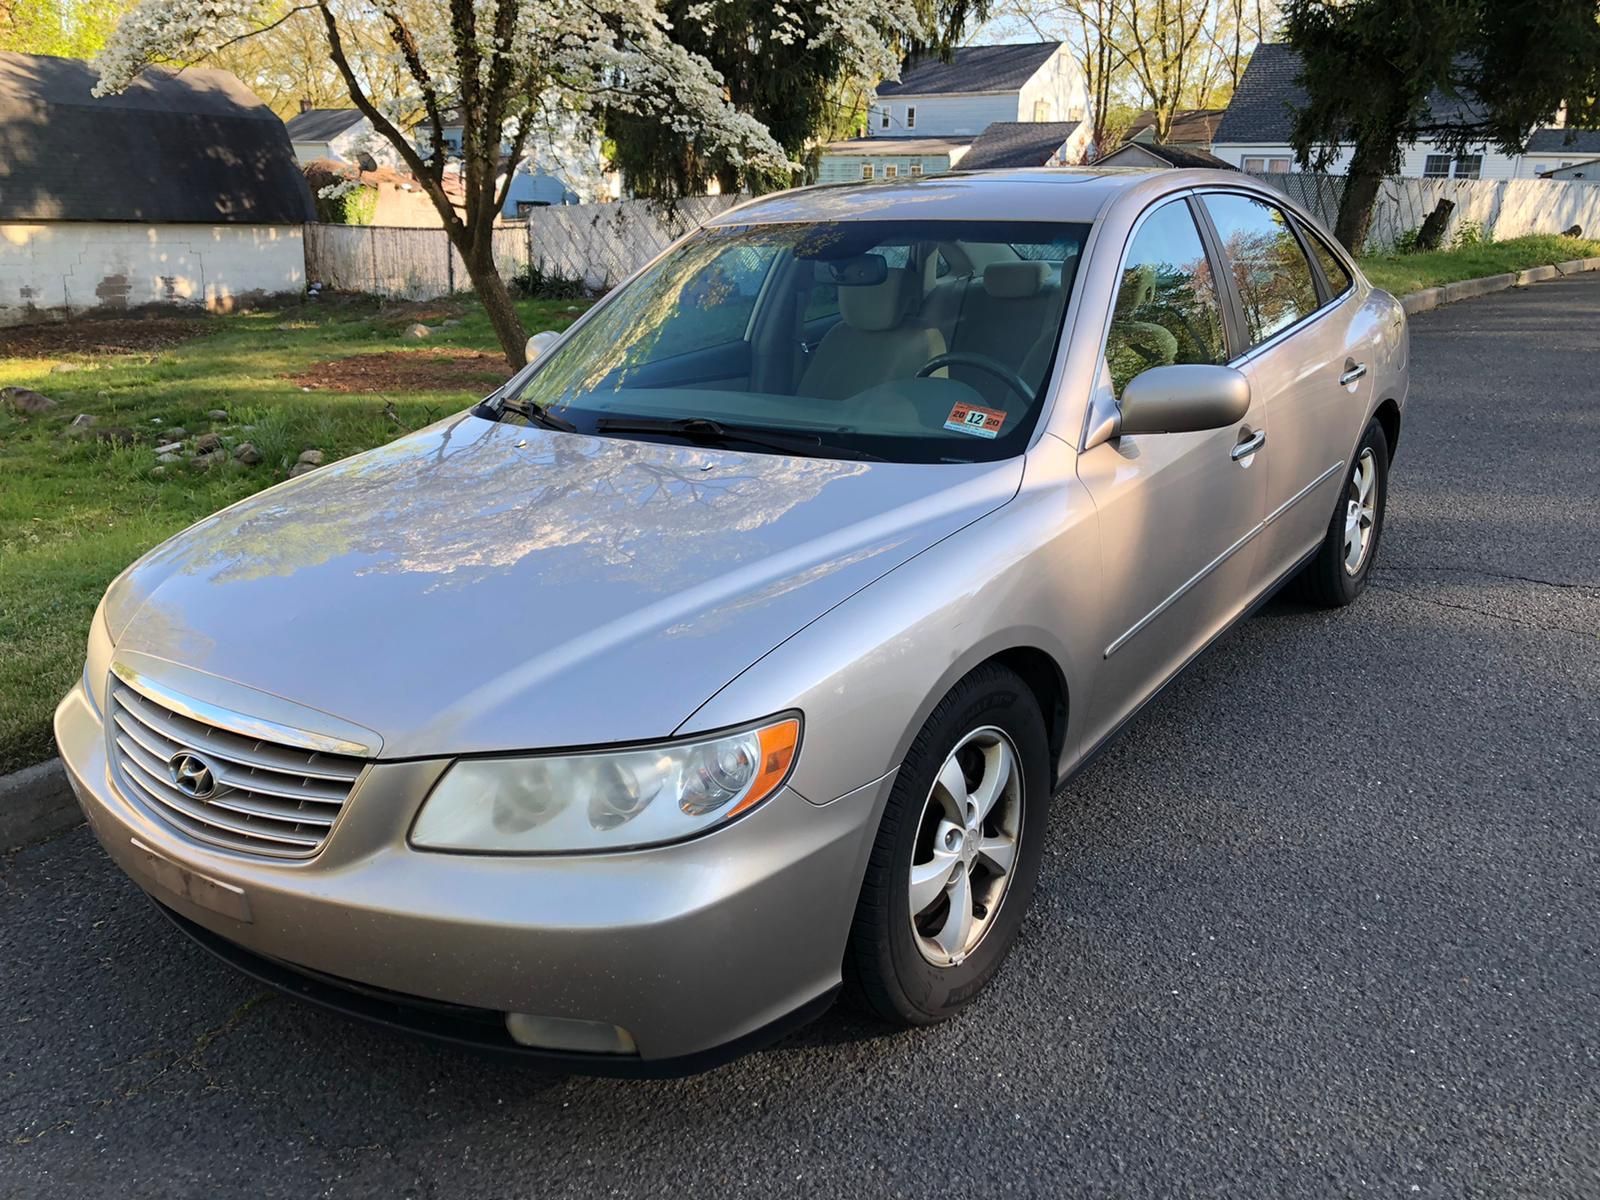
[55,682,892,1069]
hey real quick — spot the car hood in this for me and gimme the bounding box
[105,414,1022,758]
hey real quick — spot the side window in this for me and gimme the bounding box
[1201,193,1320,347]
[1105,200,1228,397]
[1304,227,1353,297]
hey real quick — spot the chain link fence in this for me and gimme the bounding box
[304,195,742,300]
[1252,172,1600,254]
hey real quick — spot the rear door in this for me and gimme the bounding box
[1074,196,1268,751]
[1197,192,1373,581]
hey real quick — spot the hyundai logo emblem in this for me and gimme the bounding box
[168,751,220,800]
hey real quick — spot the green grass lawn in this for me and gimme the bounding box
[0,296,588,776]
[1358,233,1600,297]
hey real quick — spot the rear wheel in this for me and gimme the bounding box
[845,664,1050,1025]
[1291,417,1389,607]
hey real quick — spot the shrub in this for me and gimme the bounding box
[1392,227,1422,255]
[512,260,588,299]
[1451,219,1487,249]
[315,179,379,226]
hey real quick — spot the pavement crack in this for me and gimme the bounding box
[1373,582,1592,637]
[1379,564,1598,592]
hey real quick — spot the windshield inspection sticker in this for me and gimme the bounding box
[944,402,1006,439]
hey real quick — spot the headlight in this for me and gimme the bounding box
[84,597,115,716]
[411,716,801,853]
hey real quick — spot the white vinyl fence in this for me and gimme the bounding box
[304,195,741,299]
[1253,172,1600,253]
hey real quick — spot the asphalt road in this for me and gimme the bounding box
[4,275,1598,1200]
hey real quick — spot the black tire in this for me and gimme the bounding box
[1291,417,1390,607]
[845,663,1050,1026]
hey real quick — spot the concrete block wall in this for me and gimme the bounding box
[0,223,305,326]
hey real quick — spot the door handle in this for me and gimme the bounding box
[1339,360,1368,386]
[1231,427,1266,461]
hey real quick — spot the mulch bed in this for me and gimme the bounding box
[289,349,513,394]
[0,317,212,358]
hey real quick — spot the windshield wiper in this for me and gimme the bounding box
[495,394,576,432]
[595,416,881,461]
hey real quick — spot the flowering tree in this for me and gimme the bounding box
[95,0,922,367]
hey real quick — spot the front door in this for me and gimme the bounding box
[1075,197,1268,754]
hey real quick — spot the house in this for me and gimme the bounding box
[1524,130,1600,179]
[818,42,1093,182]
[413,106,610,214]
[1542,157,1600,183]
[1121,108,1225,151]
[1094,141,1236,170]
[0,52,311,325]
[1212,43,1584,180]
[286,106,377,164]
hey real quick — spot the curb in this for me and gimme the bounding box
[1,758,82,851]
[1400,255,1600,315]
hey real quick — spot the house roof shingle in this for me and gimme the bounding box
[1526,128,1600,155]
[0,52,312,224]
[957,121,1078,169]
[284,107,366,143]
[1125,108,1225,147]
[1214,43,1488,146]
[877,43,1062,98]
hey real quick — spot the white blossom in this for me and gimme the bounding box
[93,0,922,180]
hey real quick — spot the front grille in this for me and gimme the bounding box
[107,680,366,858]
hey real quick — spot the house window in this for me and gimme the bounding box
[880,108,891,130]
[861,163,875,180]
[1242,156,1266,172]
[905,106,916,130]
[1033,99,1050,122]
[1423,154,1451,178]
[1454,154,1482,179]
[883,164,898,179]
[1268,158,1291,173]
[909,160,923,176]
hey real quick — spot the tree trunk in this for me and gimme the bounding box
[1334,138,1394,254]
[462,241,528,370]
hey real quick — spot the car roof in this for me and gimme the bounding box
[707,167,1257,227]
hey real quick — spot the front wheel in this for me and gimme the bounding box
[845,664,1050,1025]
[1291,417,1389,607]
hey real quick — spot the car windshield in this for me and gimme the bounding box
[501,218,1092,463]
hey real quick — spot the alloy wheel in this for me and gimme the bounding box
[1343,448,1378,575]
[908,726,1024,967]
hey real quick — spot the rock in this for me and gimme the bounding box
[296,449,325,466]
[233,442,262,465]
[93,426,135,446]
[156,452,183,465]
[154,441,182,455]
[166,426,190,441]
[289,461,320,478]
[65,413,98,435]
[402,322,431,340]
[2,387,60,416]
[194,432,223,453]
[190,449,227,470]
[151,465,167,477]
[207,409,229,422]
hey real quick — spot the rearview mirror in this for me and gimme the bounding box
[1118,364,1250,436]
[525,330,561,362]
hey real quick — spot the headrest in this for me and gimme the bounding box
[839,269,909,332]
[983,261,1050,299]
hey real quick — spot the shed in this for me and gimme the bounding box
[0,52,312,324]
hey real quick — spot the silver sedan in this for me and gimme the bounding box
[55,168,1408,1074]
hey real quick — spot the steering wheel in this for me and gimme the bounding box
[915,352,1036,404]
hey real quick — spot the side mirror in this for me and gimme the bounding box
[525,330,561,362]
[1118,364,1250,436]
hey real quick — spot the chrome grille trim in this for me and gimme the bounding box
[107,680,366,859]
